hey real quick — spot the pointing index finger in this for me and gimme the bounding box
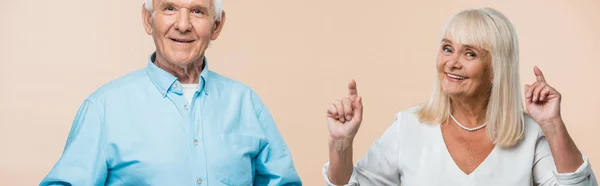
[534,66,546,83]
[348,80,358,98]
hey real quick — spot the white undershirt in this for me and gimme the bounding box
[181,84,199,105]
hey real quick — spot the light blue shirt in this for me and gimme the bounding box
[41,54,302,186]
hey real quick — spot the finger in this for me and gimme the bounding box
[327,104,339,120]
[353,96,363,123]
[524,86,533,106]
[327,104,338,118]
[532,83,547,102]
[348,80,358,99]
[534,66,546,83]
[531,83,541,102]
[327,117,337,126]
[342,98,353,121]
[526,82,537,99]
[334,100,345,123]
[539,86,552,101]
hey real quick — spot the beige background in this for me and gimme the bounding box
[1,0,599,185]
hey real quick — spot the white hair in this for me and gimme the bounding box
[417,7,524,148]
[144,0,223,22]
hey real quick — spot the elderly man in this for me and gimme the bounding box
[40,0,301,185]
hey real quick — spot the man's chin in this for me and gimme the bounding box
[166,55,200,66]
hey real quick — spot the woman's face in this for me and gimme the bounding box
[437,37,492,100]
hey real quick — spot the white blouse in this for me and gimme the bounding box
[323,107,597,186]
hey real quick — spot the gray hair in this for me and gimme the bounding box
[144,0,223,22]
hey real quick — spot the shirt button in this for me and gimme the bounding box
[193,139,198,146]
[184,105,189,110]
[196,178,203,184]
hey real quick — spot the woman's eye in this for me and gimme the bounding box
[466,52,476,57]
[443,46,453,53]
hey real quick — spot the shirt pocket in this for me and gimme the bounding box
[214,134,261,186]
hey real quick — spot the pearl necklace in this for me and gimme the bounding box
[449,113,487,131]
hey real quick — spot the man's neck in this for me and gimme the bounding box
[154,55,204,84]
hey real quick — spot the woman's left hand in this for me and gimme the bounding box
[525,66,563,128]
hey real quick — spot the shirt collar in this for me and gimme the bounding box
[146,52,210,97]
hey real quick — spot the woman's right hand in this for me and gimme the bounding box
[327,80,364,142]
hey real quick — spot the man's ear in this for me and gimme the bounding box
[210,10,226,40]
[142,5,153,35]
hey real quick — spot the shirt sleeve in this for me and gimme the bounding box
[322,113,403,186]
[251,91,302,186]
[40,100,109,186]
[533,131,597,186]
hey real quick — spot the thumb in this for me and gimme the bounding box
[353,96,363,122]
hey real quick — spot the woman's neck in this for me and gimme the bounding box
[450,96,488,128]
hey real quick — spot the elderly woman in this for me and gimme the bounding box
[324,8,597,186]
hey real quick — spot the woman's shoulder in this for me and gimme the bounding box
[393,106,421,123]
[392,106,438,131]
[496,114,545,153]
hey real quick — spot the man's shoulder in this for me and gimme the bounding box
[207,71,269,111]
[207,70,255,95]
[86,68,149,102]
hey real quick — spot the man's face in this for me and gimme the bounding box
[143,0,225,66]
